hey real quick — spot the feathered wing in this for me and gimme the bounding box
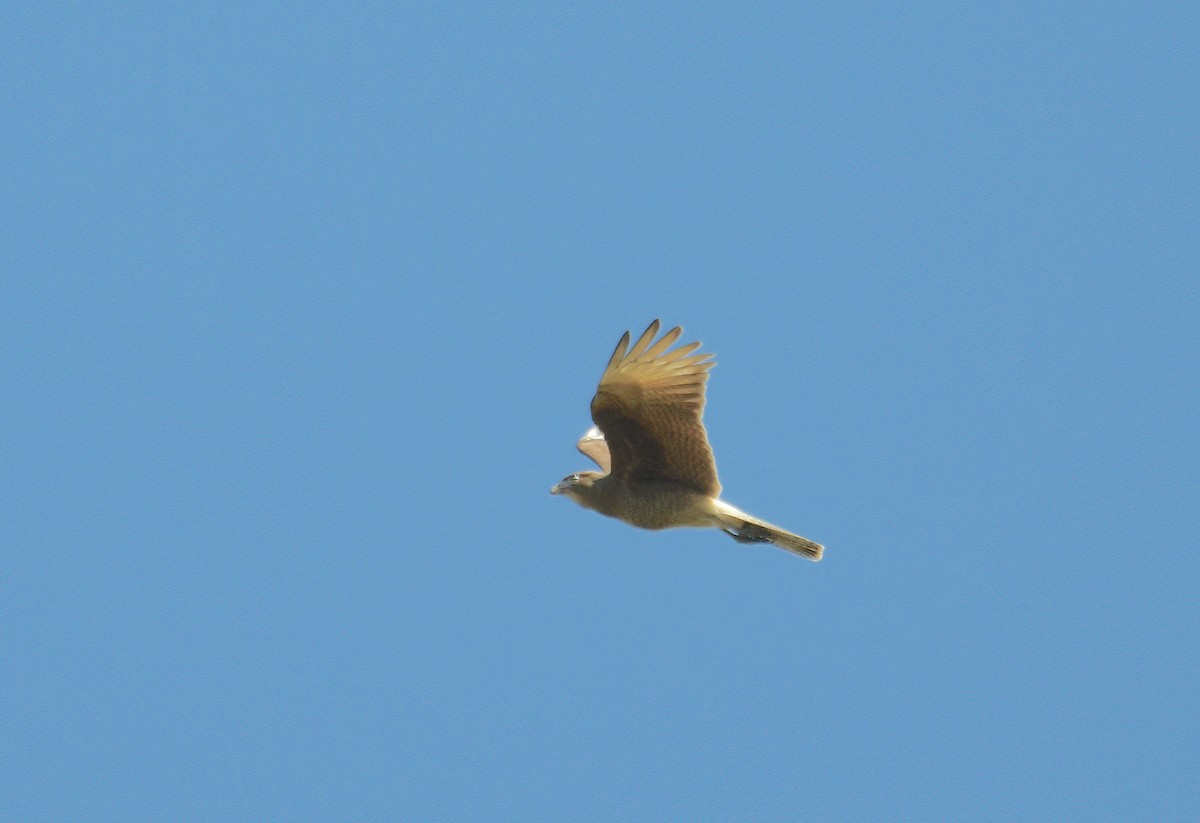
[576,426,611,473]
[589,320,721,496]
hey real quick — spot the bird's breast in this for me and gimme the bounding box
[592,477,715,530]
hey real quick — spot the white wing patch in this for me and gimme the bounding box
[575,426,611,473]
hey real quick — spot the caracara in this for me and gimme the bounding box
[551,320,823,561]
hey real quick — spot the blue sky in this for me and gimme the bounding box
[4,2,1197,820]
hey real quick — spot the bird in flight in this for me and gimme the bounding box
[551,320,824,560]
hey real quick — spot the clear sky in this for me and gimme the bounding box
[4,3,1197,820]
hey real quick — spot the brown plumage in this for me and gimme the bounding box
[551,320,824,561]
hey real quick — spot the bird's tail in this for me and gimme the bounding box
[711,500,824,561]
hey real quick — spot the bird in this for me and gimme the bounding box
[551,320,824,561]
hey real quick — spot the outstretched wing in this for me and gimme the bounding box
[576,426,611,473]
[589,320,721,496]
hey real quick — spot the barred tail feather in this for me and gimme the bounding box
[712,500,824,561]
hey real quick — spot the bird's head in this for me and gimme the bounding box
[550,471,602,505]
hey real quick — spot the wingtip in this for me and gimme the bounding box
[603,330,632,376]
[627,320,663,360]
[605,319,710,373]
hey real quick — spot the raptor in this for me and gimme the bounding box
[551,320,823,560]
